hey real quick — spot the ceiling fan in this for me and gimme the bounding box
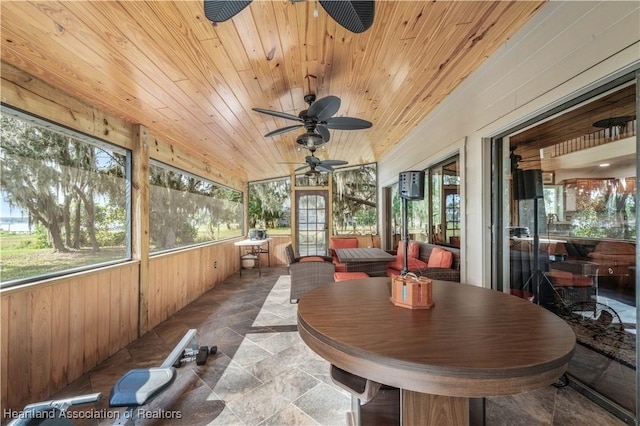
[294,154,348,175]
[203,1,375,34]
[253,94,372,151]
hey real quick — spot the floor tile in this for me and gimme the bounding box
[42,267,633,426]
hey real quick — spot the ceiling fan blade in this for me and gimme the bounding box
[315,125,331,142]
[264,124,304,138]
[295,164,310,172]
[307,96,341,121]
[316,164,335,173]
[252,107,304,123]
[318,1,375,34]
[319,160,349,167]
[203,0,252,23]
[324,116,372,130]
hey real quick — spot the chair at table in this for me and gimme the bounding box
[544,260,599,306]
[289,261,335,303]
[284,243,332,266]
[330,365,382,425]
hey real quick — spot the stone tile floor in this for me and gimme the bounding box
[45,266,627,425]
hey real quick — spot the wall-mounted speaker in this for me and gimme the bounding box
[399,171,425,200]
[513,169,543,200]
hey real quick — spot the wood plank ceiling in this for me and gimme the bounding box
[1,1,545,183]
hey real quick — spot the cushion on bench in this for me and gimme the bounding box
[334,272,369,282]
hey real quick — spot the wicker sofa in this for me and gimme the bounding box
[387,241,461,283]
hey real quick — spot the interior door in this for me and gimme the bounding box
[295,190,329,256]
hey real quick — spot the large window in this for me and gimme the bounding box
[332,163,377,235]
[248,177,291,234]
[0,108,130,287]
[149,162,242,253]
[389,157,460,249]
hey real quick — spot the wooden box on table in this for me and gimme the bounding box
[390,273,435,309]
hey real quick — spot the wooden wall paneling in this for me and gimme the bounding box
[108,269,122,357]
[196,249,205,297]
[214,246,223,280]
[6,292,30,409]
[50,282,70,394]
[268,236,290,266]
[171,256,181,318]
[162,257,173,320]
[158,257,168,327]
[157,257,167,326]
[30,286,52,401]
[196,250,206,300]
[184,251,194,305]
[186,251,198,304]
[201,246,214,292]
[213,245,222,286]
[96,272,111,362]
[67,279,85,385]
[163,256,174,324]
[128,265,140,344]
[183,252,192,307]
[211,246,220,288]
[180,252,190,308]
[83,274,99,373]
[210,245,221,285]
[1,296,9,407]
[118,268,131,350]
[147,259,159,330]
[204,248,213,292]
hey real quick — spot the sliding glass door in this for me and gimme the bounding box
[492,76,638,423]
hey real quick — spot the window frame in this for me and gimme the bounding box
[0,105,132,289]
[148,159,243,255]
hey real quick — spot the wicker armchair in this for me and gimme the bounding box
[289,261,335,303]
[545,260,599,305]
[285,243,332,266]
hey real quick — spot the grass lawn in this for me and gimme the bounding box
[1,228,290,283]
[1,232,127,283]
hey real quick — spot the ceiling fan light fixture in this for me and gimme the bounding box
[296,132,325,149]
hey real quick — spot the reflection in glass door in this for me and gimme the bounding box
[493,79,637,423]
[296,190,328,256]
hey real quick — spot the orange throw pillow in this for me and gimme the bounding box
[427,247,453,268]
[397,241,420,259]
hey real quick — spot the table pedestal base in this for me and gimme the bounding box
[352,387,484,426]
[402,390,469,425]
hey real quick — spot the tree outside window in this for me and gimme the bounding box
[332,164,377,235]
[149,162,242,252]
[0,110,130,286]
[248,177,291,233]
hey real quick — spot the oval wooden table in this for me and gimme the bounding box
[297,277,576,425]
